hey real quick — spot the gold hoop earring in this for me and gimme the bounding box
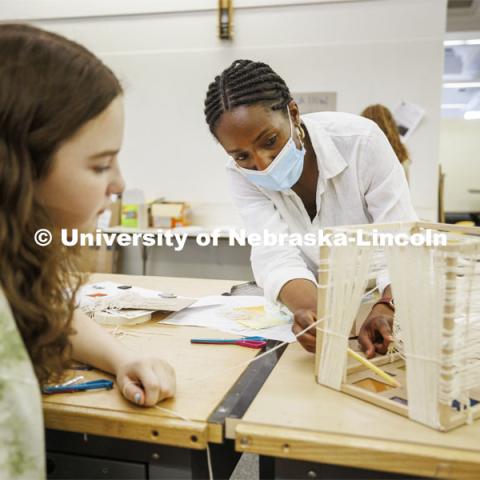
[296,124,305,143]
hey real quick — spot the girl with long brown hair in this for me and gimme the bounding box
[0,24,175,478]
[361,104,411,182]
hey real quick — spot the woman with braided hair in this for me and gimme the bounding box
[204,59,416,358]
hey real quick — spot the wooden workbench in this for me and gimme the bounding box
[44,273,281,479]
[235,343,480,480]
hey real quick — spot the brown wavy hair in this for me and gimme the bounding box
[361,104,410,164]
[0,24,122,384]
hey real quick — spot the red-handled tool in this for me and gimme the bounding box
[190,337,267,349]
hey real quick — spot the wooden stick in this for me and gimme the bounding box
[439,254,457,429]
[315,237,331,382]
[347,348,401,388]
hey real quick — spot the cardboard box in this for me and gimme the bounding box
[151,202,192,228]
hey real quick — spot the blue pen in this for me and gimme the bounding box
[190,336,267,342]
[190,335,268,349]
[43,379,114,394]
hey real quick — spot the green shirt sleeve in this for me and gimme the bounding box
[0,288,45,480]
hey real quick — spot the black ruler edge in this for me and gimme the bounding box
[207,340,288,433]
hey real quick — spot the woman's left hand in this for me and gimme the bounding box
[115,356,176,407]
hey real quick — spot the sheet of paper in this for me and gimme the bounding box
[161,295,296,342]
[393,100,425,141]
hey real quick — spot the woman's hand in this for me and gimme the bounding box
[115,355,176,407]
[358,303,394,359]
[292,309,317,353]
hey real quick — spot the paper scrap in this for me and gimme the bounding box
[161,295,295,342]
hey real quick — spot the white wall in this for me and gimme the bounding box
[440,118,480,212]
[2,0,447,223]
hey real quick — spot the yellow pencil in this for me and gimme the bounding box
[347,348,401,388]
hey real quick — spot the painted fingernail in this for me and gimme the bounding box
[134,392,142,404]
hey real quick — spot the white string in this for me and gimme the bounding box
[318,328,349,340]
[438,248,480,407]
[109,328,173,338]
[387,236,480,428]
[206,442,214,480]
[317,237,373,389]
[219,315,325,373]
[154,406,191,423]
[387,242,444,428]
[153,405,214,480]
[402,352,441,364]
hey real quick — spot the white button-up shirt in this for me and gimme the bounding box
[226,112,417,303]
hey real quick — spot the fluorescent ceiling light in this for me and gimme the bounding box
[444,39,480,46]
[441,103,467,109]
[464,110,480,120]
[444,82,480,88]
[444,40,466,46]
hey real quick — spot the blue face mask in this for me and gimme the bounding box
[236,109,305,191]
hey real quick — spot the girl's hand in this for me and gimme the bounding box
[115,356,176,407]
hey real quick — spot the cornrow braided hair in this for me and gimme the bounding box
[204,59,292,135]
